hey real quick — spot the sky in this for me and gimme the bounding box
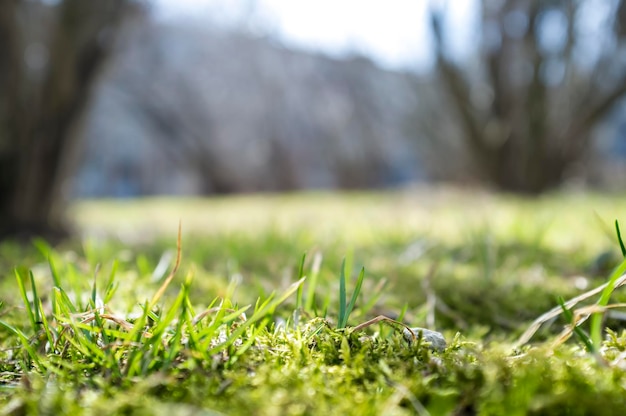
[150,0,479,72]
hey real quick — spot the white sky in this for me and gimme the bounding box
[259,0,435,69]
[151,0,479,72]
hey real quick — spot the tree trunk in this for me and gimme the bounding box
[0,0,130,240]
[424,0,626,195]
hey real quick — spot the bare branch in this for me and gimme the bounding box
[428,8,493,173]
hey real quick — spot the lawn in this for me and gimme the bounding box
[2,188,626,415]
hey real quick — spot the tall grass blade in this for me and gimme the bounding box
[32,238,51,259]
[33,239,62,288]
[54,286,78,314]
[296,253,306,310]
[123,301,151,377]
[48,256,61,289]
[360,277,387,318]
[104,260,119,304]
[164,318,185,369]
[590,257,626,347]
[37,298,56,349]
[151,284,187,340]
[91,264,99,309]
[338,258,347,329]
[398,303,409,323]
[93,308,110,346]
[267,276,306,315]
[28,271,41,325]
[15,269,37,332]
[616,220,626,257]
[344,267,365,326]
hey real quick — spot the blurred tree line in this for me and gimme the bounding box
[78,22,419,197]
[1,0,626,240]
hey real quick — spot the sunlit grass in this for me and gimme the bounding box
[2,188,626,415]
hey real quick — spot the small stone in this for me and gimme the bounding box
[403,327,446,351]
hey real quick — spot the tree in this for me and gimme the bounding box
[422,0,626,194]
[98,22,417,195]
[0,0,131,239]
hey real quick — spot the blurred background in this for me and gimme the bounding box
[1,0,626,239]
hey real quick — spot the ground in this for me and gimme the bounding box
[1,188,626,415]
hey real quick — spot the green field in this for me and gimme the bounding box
[2,188,626,415]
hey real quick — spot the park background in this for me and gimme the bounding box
[2,0,626,240]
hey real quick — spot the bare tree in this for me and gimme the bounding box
[0,0,131,239]
[423,0,626,193]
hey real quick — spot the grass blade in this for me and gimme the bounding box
[93,308,111,346]
[37,298,56,350]
[267,277,306,315]
[296,253,306,310]
[205,277,305,355]
[344,267,365,326]
[28,271,41,326]
[15,269,37,333]
[91,264,99,309]
[616,220,626,257]
[590,257,626,347]
[338,258,347,329]
[221,305,251,323]
[33,239,62,288]
[48,255,61,289]
[104,260,119,304]
[0,320,44,369]
[557,296,594,352]
[54,286,78,314]
[360,277,387,318]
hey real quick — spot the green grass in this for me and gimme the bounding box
[2,189,626,415]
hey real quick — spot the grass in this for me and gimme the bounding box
[2,188,626,414]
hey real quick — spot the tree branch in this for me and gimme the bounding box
[429,8,492,173]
